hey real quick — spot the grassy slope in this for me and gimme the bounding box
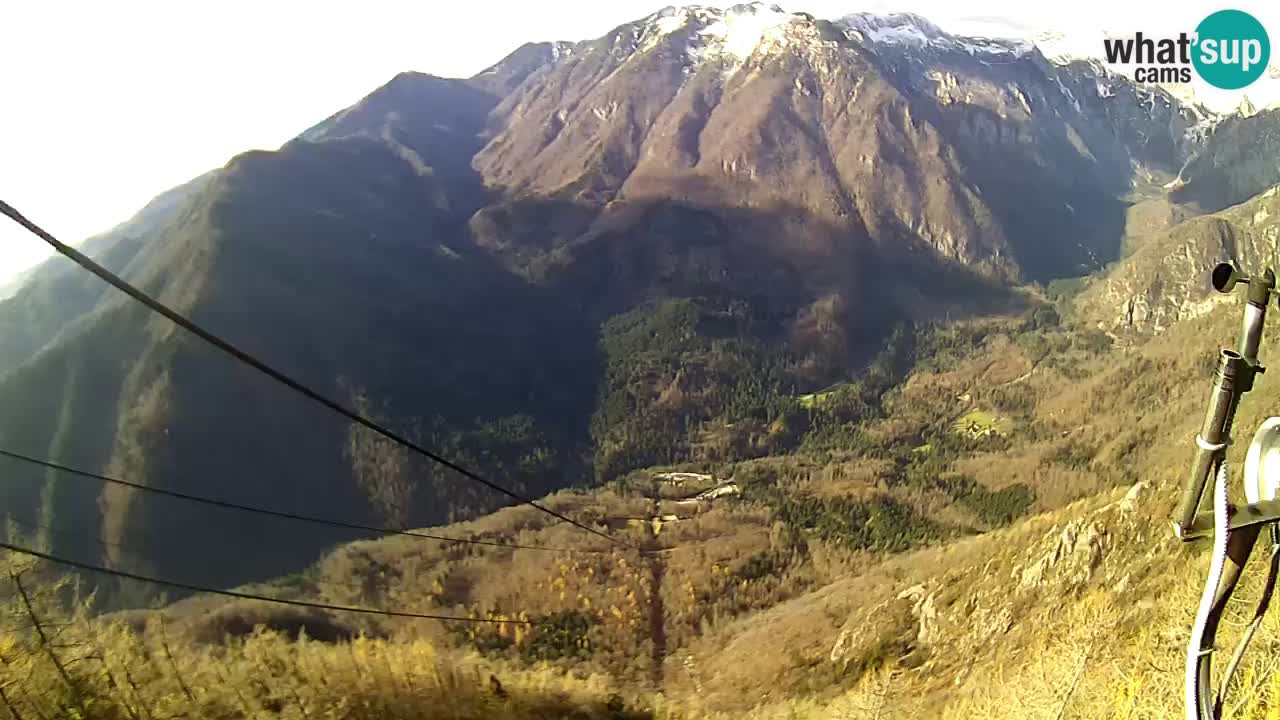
[684,298,1279,719]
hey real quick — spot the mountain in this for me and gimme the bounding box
[1172,109,1280,212]
[475,5,1202,285]
[469,41,578,97]
[0,74,602,591]
[0,3,1219,596]
[1077,184,1280,334]
[0,172,218,377]
[1070,108,1280,335]
[925,18,1280,117]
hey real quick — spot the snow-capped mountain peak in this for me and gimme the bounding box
[703,2,795,60]
[629,3,809,71]
[838,12,1033,60]
[840,11,947,44]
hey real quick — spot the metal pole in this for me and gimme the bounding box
[1175,351,1246,537]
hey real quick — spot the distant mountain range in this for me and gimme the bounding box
[2,2,1277,595]
[925,14,1280,114]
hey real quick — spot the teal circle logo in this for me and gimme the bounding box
[1192,10,1270,90]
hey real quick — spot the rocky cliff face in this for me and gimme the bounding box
[471,5,1206,287]
[1079,186,1280,334]
[827,480,1150,679]
[1174,109,1280,212]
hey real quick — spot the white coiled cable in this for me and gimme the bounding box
[1186,457,1230,720]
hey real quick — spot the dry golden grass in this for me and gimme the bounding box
[743,542,1280,720]
[0,555,660,720]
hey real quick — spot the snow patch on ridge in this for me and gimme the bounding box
[652,7,690,37]
[633,2,802,77]
[840,12,1031,60]
[700,3,793,61]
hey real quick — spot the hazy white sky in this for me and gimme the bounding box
[1,0,1275,286]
